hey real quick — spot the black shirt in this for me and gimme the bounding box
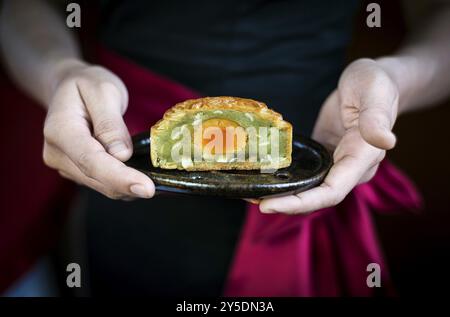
[99,0,359,135]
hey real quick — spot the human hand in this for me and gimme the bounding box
[260,58,399,214]
[43,59,155,199]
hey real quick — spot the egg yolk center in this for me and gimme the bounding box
[199,118,247,155]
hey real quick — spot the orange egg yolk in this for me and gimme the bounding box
[199,118,247,155]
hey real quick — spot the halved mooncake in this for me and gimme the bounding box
[150,97,292,171]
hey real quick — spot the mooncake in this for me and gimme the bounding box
[150,97,292,171]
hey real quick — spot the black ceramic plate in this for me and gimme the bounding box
[126,131,332,199]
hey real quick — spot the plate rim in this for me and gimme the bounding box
[128,131,332,198]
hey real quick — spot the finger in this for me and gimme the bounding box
[340,71,398,150]
[312,90,345,150]
[358,150,385,184]
[358,164,379,184]
[359,105,397,150]
[77,80,132,161]
[260,129,380,214]
[260,153,364,214]
[50,123,155,199]
[77,149,155,199]
[44,142,132,199]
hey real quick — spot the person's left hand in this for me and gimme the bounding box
[259,58,399,214]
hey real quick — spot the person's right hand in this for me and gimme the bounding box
[43,59,155,199]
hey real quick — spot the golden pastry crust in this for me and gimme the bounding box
[152,96,291,132]
[151,96,293,170]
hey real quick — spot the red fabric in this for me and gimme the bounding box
[97,48,423,296]
[0,70,74,293]
[224,161,422,296]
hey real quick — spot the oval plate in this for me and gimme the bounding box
[126,131,332,199]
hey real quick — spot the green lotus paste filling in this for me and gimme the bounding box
[155,110,289,166]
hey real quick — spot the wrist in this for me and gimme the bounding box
[376,54,437,115]
[44,55,88,103]
[375,56,412,115]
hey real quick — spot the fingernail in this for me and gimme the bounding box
[130,184,150,198]
[259,206,275,214]
[108,141,129,157]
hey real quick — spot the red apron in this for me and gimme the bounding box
[96,48,422,296]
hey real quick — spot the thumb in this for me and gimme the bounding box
[338,59,398,151]
[358,93,397,150]
[80,82,133,161]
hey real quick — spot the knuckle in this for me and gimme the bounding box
[43,113,71,145]
[88,65,107,74]
[42,147,55,168]
[73,76,91,90]
[320,183,346,207]
[59,77,77,89]
[330,191,345,206]
[43,120,58,144]
[77,152,95,177]
[95,118,117,133]
[376,151,386,163]
[98,81,121,98]
[94,118,121,141]
[43,124,52,141]
[343,59,397,94]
